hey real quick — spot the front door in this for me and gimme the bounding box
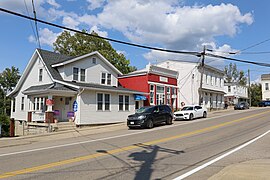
[61,97,71,121]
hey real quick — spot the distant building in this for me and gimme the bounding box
[261,74,270,100]
[224,82,248,105]
[157,60,225,110]
[118,64,179,110]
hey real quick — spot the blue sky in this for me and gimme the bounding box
[0,0,269,82]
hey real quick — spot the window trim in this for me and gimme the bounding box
[96,93,111,111]
[21,96,25,111]
[73,67,79,81]
[80,68,86,82]
[39,68,43,82]
[266,83,269,90]
[101,72,112,85]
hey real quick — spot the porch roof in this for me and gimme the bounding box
[62,80,147,95]
[23,83,77,95]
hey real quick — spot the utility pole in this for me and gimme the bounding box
[198,46,206,106]
[248,69,251,106]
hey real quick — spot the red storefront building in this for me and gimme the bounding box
[118,64,179,110]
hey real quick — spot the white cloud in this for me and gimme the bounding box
[94,1,253,51]
[90,25,108,37]
[87,0,107,10]
[29,28,59,46]
[62,16,80,29]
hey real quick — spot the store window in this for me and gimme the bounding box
[150,84,154,104]
[156,86,165,105]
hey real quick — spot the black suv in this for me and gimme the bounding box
[127,105,173,129]
[258,101,270,107]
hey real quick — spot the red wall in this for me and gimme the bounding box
[118,75,149,93]
[148,74,177,85]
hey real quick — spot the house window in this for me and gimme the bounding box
[92,58,96,64]
[39,69,43,82]
[107,74,111,85]
[228,86,231,92]
[150,84,154,104]
[21,97,24,111]
[12,98,16,112]
[97,93,111,111]
[266,83,269,90]
[97,93,103,110]
[206,74,209,84]
[119,95,124,111]
[101,72,112,85]
[101,73,106,84]
[34,97,46,111]
[80,69,86,82]
[125,95,129,111]
[73,67,79,81]
[105,94,110,111]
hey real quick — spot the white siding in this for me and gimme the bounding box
[59,55,118,86]
[11,56,53,120]
[77,90,135,125]
[262,80,270,100]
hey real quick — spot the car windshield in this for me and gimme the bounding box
[136,106,154,114]
[181,106,194,111]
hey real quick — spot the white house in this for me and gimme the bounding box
[8,49,145,131]
[157,60,225,110]
[261,74,270,100]
[224,82,248,105]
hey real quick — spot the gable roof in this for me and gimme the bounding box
[51,51,123,75]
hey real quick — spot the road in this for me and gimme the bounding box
[0,108,270,180]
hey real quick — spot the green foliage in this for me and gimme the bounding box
[224,63,247,85]
[53,30,136,74]
[0,114,10,136]
[250,83,262,106]
[0,66,20,115]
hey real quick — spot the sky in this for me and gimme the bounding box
[0,0,270,83]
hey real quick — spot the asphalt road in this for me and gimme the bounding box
[0,108,270,180]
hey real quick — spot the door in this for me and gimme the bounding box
[61,97,71,121]
[195,106,203,118]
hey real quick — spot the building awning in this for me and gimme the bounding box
[134,94,147,101]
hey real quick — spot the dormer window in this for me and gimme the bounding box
[92,58,96,64]
[39,69,43,82]
[80,69,85,82]
[107,73,111,85]
[73,67,79,81]
[101,72,112,85]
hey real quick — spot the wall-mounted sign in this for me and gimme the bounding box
[46,99,54,106]
[160,76,168,82]
[73,101,78,112]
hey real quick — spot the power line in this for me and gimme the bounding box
[0,7,200,56]
[24,0,37,41]
[31,0,41,49]
[239,38,270,52]
[205,53,270,67]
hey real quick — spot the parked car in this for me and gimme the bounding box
[127,105,173,129]
[234,102,249,110]
[258,100,270,107]
[174,105,207,120]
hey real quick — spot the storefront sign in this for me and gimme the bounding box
[46,99,54,106]
[160,76,168,82]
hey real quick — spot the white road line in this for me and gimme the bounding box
[173,130,270,180]
[0,108,264,157]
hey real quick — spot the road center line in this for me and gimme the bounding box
[0,110,269,179]
[173,130,270,180]
[0,108,263,158]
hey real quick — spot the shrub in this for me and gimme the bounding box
[0,114,10,137]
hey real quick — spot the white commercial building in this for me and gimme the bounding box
[261,74,270,100]
[224,82,248,105]
[157,60,225,110]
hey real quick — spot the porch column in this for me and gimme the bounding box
[45,95,54,123]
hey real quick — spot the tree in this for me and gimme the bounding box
[0,66,20,115]
[224,63,247,85]
[250,83,262,106]
[53,30,136,74]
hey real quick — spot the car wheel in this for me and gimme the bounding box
[189,113,194,120]
[166,116,173,125]
[147,119,154,129]
[203,111,207,118]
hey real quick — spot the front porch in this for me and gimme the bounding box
[23,83,77,123]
